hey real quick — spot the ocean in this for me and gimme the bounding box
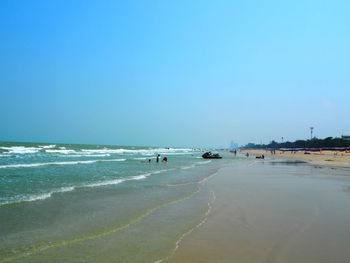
[0,142,235,263]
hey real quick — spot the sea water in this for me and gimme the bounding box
[0,142,236,263]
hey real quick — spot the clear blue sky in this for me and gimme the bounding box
[1,0,349,147]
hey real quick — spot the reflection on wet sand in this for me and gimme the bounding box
[167,161,350,263]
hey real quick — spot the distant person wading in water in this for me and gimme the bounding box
[162,156,168,163]
[156,154,160,163]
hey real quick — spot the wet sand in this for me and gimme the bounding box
[166,160,350,263]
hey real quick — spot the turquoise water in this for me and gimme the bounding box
[0,142,236,262]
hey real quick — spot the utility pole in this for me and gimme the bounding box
[310,127,314,140]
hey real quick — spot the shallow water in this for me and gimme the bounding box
[0,142,236,263]
[4,144,349,263]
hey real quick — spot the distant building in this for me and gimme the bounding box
[230,141,239,149]
[342,135,350,140]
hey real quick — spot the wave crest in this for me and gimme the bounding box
[0,159,126,169]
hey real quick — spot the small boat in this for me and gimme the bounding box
[202,152,222,159]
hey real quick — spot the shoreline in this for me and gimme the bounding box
[2,146,350,263]
[166,159,350,263]
[240,149,350,168]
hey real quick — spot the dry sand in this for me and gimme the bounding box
[240,149,350,168]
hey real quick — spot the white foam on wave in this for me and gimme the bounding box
[80,147,195,156]
[26,193,52,202]
[86,172,154,188]
[45,149,111,157]
[0,146,196,157]
[78,172,149,189]
[58,186,75,192]
[0,186,76,206]
[0,146,42,154]
[84,179,126,188]
[179,160,210,170]
[197,160,211,165]
[152,169,172,174]
[131,173,151,180]
[0,159,126,169]
[107,158,126,162]
[181,164,196,170]
[162,152,194,155]
[27,186,75,201]
[39,145,56,149]
[0,167,172,206]
[45,149,77,154]
[60,154,111,157]
[83,169,169,189]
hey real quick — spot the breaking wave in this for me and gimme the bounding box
[0,146,42,154]
[0,159,126,169]
[0,186,75,206]
[0,169,172,206]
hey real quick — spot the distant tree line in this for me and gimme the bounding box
[242,137,350,149]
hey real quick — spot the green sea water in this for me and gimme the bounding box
[0,142,237,262]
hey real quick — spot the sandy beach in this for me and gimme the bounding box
[166,159,350,263]
[1,146,350,263]
[2,0,350,262]
[240,149,350,168]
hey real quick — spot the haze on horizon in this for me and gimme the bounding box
[1,0,349,148]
